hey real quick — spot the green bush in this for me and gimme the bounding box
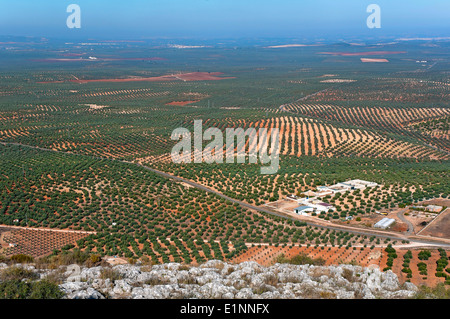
[0,280,32,299]
[414,283,450,299]
[418,250,432,261]
[275,253,325,266]
[0,279,64,299]
[29,280,65,299]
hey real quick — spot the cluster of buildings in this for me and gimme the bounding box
[294,199,336,216]
[291,179,378,217]
[426,205,443,212]
[287,179,444,231]
[300,179,378,198]
[411,204,443,213]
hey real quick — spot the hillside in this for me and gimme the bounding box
[0,260,419,299]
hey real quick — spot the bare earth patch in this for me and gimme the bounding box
[361,58,389,63]
[418,208,450,239]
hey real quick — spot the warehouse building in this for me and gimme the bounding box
[294,206,315,216]
[373,217,395,229]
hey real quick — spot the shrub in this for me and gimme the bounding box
[0,279,64,299]
[414,283,450,299]
[10,254,34,264]
[144,276,171,286]
[418,262,428,276]
[418,250,432,261]
[85,254,102,267]
[50,249,91,266]
[0,280,31,299]
[276,253,325,266]
[0,255,9,263]
[99,268,123,282]
[0,266,39,281]
[29,280,65,299]
[342,268,358,282]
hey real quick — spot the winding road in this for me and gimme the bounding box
[397,208,414,235]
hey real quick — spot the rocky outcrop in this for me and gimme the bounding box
[0,261,418,299]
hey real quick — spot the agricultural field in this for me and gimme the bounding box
[3,143,391,263]
[0,226,91,258]
[157,157,448,216]
[0,37,449,289]
[232,245,450,287]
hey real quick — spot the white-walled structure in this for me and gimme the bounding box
[294,206,315,216]
[373,218,395,229]
[294,200,336,216]
[302,179,378,196]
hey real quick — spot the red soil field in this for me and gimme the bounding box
[232,245,450,287]
[33,57,166,63]
[0,226,92,258]
[165,100,200,106]
[361,58,389,62]
[319,51,406,56]
[232,245,383,268]
[176,72,235,81]
[37,72,235,84]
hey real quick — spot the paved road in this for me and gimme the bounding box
[2,141,450,248]
[397,208,414,235]
[124,163,450,248]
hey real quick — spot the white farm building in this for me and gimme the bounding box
[302,179,378,197]
[294,202,336,216]
[373,218,395,229]
[294,206,315,216]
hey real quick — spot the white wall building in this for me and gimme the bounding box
[373,217,395,229]
[294,201,336,215]
[303,179,378,196]
[294,206,315,216]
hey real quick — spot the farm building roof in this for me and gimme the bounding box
[374,218,395,229]
[294,206,313,211]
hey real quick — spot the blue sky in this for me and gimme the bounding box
[0,0,449,39]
